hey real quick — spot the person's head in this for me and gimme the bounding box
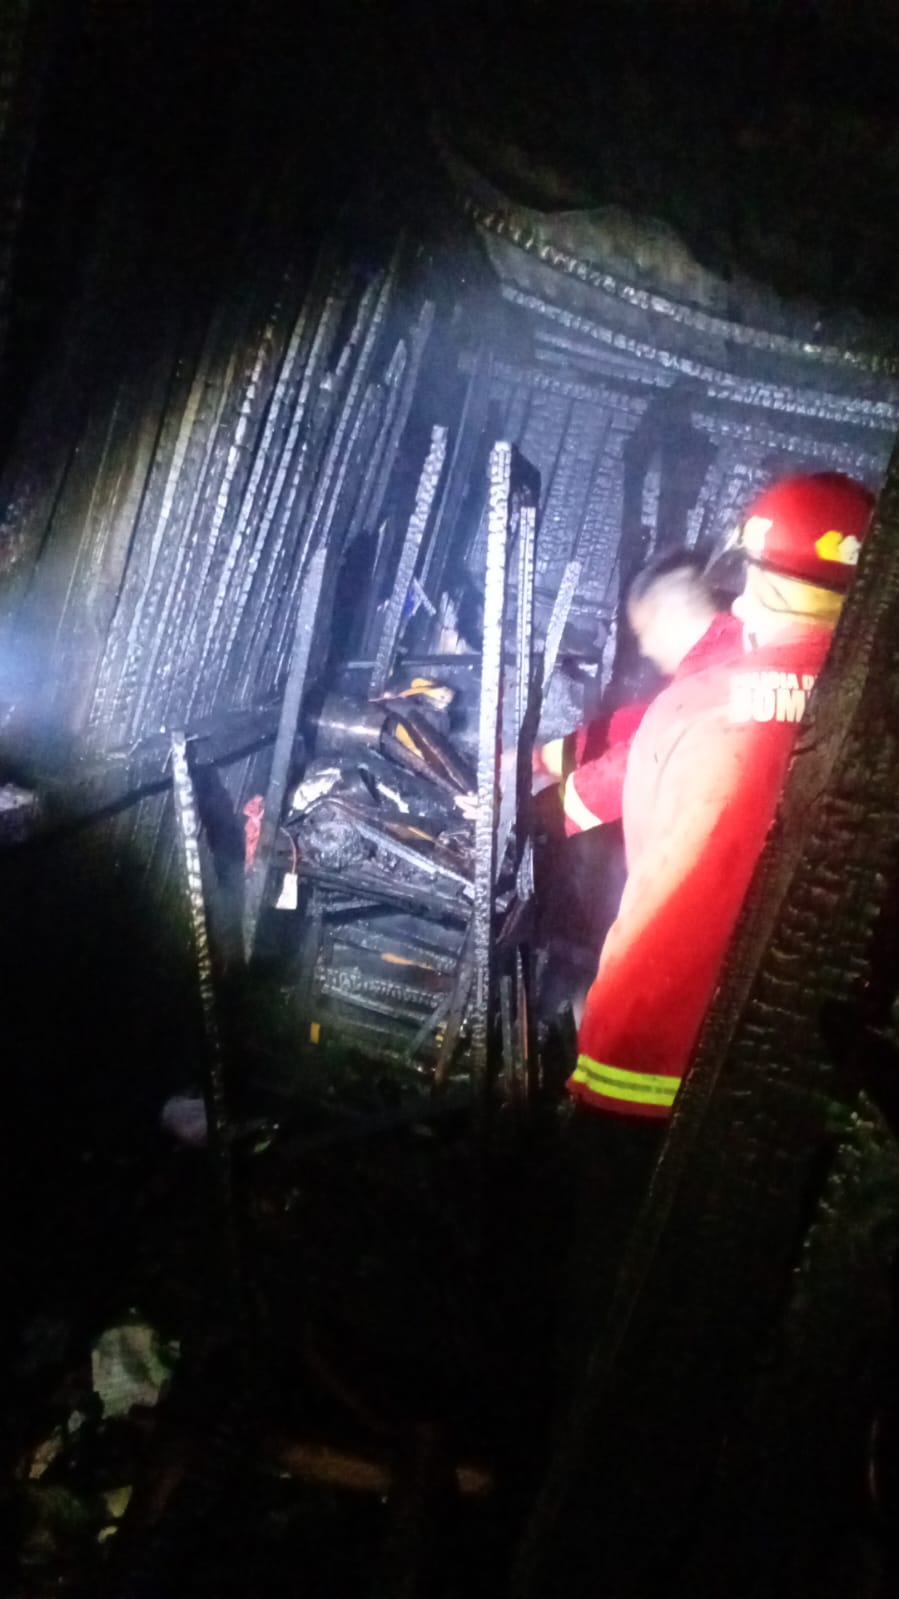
[626,548,717,675]
[729,472,874,648]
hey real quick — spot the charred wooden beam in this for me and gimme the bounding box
[170,730,231,1159]
[296,860,470,925]
[470,441,511,1114]
[370,422,449,697]
[244,539,328,959]
[359,299,436,580]
[513,498,538,900]
[0,699,284,844]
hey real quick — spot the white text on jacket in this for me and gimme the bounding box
[729,671,817,725]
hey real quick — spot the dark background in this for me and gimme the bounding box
[7,0,899,469]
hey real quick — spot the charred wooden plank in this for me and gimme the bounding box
[243,539,328,958]
[470,442,511,1112]
[370,423,448,697]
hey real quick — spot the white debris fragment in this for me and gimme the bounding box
[91,1322,179,1419]
[289,768,342,814]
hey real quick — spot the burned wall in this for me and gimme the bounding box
[3,3,899,1124]
[440,147,899,710]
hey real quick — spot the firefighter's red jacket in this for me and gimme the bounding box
[570,614,835,1118]
[560,702,647,833]
[559,614,742,834]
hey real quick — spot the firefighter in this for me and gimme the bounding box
[455,550,731,832]
[546,548,742,839]
[532,550,742,1023]
[556,472,874,1404]
[571,470,875,1118]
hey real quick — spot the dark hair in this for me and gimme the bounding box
[627,546,709,607]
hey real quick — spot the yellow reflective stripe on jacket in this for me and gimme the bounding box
[572,1054,681,1108]
[561,773,602,833]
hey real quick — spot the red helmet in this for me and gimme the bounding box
[736,472,874,591]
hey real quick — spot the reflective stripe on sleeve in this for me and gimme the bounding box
[571,1055,682,1108]
[561,773,603,833]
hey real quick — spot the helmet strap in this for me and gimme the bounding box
[744,562,845,627]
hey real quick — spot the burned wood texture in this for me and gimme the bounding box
[3,701,283,845]
[433,924,475,1089]
[243,538,327,958]
[1,223,422,759]
[540,557,580,699]
[515,444,899,1596]
[3,132,898,855]
[513,499,538,899]
[452,171,897,640]
[296,860,470,926]
[170,731,231,1159]
[4,57,899,1133]
[418,347,492,606]
[361,300,437,641]
[266,252,401,692]
[469,442,511,1109]
[370,422,448,696]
